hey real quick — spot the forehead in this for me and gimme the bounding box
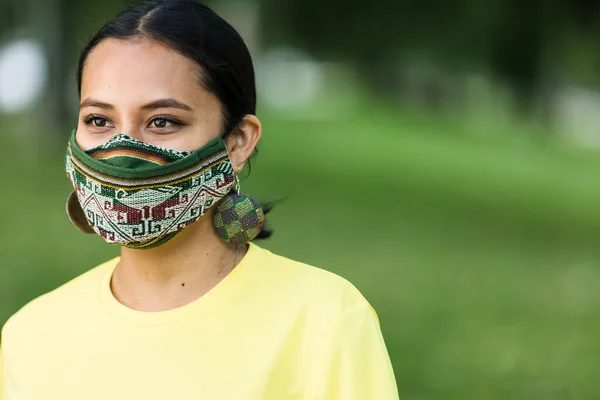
[80,38,205,105]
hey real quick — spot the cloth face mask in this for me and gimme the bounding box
[65,130,236,249]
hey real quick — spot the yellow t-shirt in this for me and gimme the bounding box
[0,243,398,399]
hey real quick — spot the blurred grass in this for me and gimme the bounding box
[2,108,600,399]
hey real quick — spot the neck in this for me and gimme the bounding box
[111,210,246,312]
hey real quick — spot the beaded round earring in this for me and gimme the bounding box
[213,171,265,244]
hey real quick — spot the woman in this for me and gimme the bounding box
[0,1,399,399]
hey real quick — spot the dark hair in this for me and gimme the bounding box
[76,0,272,240]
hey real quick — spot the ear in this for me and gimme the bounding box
[225,114,261,172]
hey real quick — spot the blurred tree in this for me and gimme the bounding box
[0,1,17,34]
[260,0,600,118]
[37,0,70,131]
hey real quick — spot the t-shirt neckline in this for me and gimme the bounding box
[98,242,262,326]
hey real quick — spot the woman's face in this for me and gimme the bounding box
[77,38,224,152]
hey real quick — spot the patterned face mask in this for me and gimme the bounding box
[65,130,236,249]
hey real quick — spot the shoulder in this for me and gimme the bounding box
[250,243,378,320]
[1,258,117,342]
[249,244,385,368]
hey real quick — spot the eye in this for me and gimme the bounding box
[92,117,107,128]
[83,115,114,129]
[151,118,170,128]
[148,116,182,129]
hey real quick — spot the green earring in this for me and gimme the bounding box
[213,174,265,244]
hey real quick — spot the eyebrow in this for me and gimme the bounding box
[79,99,114,110]
[142,98,194,112]
[79,98,194,111]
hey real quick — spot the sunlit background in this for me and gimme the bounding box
[2,0,600,398]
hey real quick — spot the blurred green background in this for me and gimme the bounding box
[2,1,600,399]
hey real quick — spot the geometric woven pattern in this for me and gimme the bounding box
[213,192,264,244]
[65,130,235,249]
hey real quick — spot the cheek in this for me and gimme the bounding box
[182,128,222,150]
[75,124,111,151]
[161,112,224,152]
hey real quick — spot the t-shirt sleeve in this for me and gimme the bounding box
[1,321,19,400]
[305,302,400,400]
[0,346,6,400]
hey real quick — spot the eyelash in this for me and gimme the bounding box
[82,114,183,128]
